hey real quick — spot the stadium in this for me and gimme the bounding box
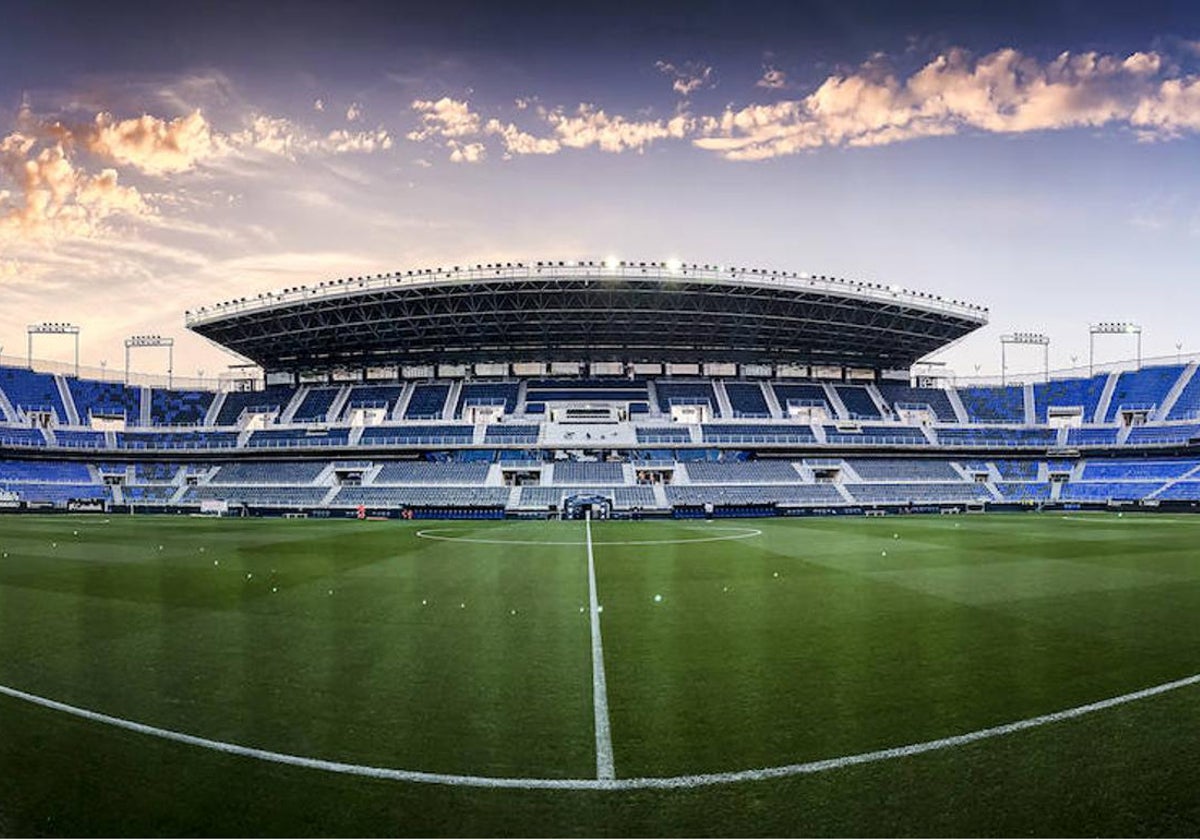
[4,258,1200,835]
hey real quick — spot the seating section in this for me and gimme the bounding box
[117,430,239,450]
[957,386,1024,423]
[374,462,490,484]
[1033,375,1108,423]
[182,485,328,507]
[876,383,957,422]
[823,425,927,445]
[3,483,106,504]
[331,486,509,507]
[53,429,106,449]
[0,460,91,482]
[996,482,1051,502]
[771,383,830,416]
[404,384,451,419]
[667,484,843,506]
[993,460,1039,480]
[247,428,352,448]
[1125,423,1200,446]
[1059,482,1159,502]
[1080,459,1198,480]
[150,388,214,426]
[685,461,800,484]
[0,427,46,447]
[636,427,692,444]
[0,367,67,420]
[1166,370,1200,420]
[358,425,473,446]
[845,483,991,504]
[215,386,295,425]
[935,427,1058,447]
[209,462,325,484]
[835,386,882,420]
[1105,365,1185,421]
[458,382,520,416]
[67,379,140,420]
[483,424,539,444]
[702,424,815,444]
[553,461,625,485]
[844,459,959,481]
[1066,427,1119,447]
[341,385,405,418]
[724,383,770,418]
[656,382,719,415]
[524,380,649,403]
[291,388,341,422]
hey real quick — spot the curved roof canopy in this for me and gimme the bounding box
[186,261,988,371]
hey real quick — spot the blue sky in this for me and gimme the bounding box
[2,0,1200,381]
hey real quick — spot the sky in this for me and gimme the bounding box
[3,0,1200,383]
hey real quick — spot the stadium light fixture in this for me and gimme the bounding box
[665,258,682,273]
[1089,322,1142,376]
[604,255,620,270]
[125,334,174,387]
[1000,332,1050,385]
[27,322,80,377]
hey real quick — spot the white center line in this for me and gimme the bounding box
[586,510,615,780]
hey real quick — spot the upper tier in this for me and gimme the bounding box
[3,362,1200,455]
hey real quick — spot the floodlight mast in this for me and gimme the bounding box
[999,332,1050,386]
[1089,322,1142,377]
[125,335,174,388]
[27,323,80,378]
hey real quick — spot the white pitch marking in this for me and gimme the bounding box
[416,526,762,547]
[0,672,1197,791]
[585,511,616,781]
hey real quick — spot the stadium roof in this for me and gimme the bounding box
[186,260,988,370]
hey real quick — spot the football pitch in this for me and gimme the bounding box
[2,511,1200,836]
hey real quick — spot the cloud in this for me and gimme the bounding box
[545,105,692,153]
[447,139,486,163]
[230,114,394,159]
[323,127,394,154]
[0,130,151,241]
[695,47,1200,160]
[313,98,325,112]
[407,97,482,141]
[484,118,561,156]
[346,101,362,122]
[86,110,227,175]
[757,67,788,90]
[655,61,715,97]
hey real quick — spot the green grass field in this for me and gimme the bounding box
[2,511,1200,836]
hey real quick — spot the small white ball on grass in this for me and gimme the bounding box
[51,542,56,548]
[653,594,662,603]
[881,550,887,557]
[213,560,218,566]
[773,571,779,578]
[328,590,334,596]
[73,530,78,536]
[460,603,465,609]
[421,599,427,606]
[272,586,278,593]
[510,608,517,615]
[598,605,604,613]
[246,573,253,580]
[893,533,898,539]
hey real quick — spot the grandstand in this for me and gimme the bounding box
[0,258,1197,519]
